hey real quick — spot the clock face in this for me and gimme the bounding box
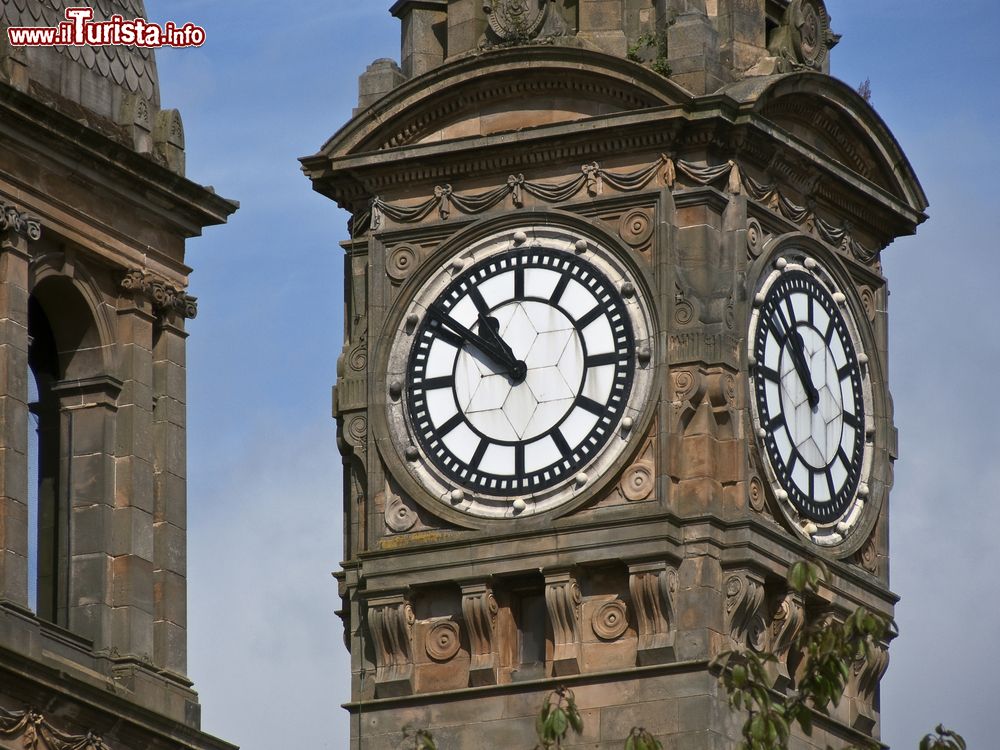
[386,224,654,519]
[749,258,871,537]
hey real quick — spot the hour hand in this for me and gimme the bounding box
[429,305,519,373]
[477,311,516,360]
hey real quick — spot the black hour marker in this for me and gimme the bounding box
[842,411,860,429]
[766,414,785,432]
[575,306,604,330]
[514,266,525,300]
[468,285,489,316]
[838,363,854,380]
[514,444,525,476]
[420,376,454,391]
[576,396,605,416]
[758,365,781,382]
[551,271,571,305]
[808,297,815,326]
[825,319,836,345]
[551,429,572,457]
[471,438,489,468]
[435,413,464,436]
[826,470,837,499]
[586,352,618,367]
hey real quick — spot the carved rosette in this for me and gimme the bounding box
[620,460,655,501]
[748,475,767,513]
[119,269,198,319]
[628,562,678,665]
[725,571,768,652]
[425,620,461,662]
[859,285,877,322]
[461,582,499,686]
[367,596,416,697]
[544,571,583,676]
[746,217,766,258]
[387,243,419,283]
[619,209,653,249]
[592,599,629,641]
[385,494,418,533]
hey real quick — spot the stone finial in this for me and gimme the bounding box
[354,58,406,115]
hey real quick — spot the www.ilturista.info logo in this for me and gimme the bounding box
[7,7,205,48]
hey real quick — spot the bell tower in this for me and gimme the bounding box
[303,1,926,747]
[0,3,236,749]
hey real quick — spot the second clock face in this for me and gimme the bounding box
[750,264,868,526]
[407,246,635,497]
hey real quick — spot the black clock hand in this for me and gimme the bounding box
[787,329,820,409]
[477,311,527,383]
[770,312,820,409]
[428,305,520,374]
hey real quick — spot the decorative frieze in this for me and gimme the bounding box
[544,571,582,676]
[627,562,678,665]
[460,582,499,686]
[361,154,878,267]
[119,269,198,319]
[367,595,416,697]
[0,704,107,750]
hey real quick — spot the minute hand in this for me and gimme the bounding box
[428,305,520,371]
[787,329,820,408]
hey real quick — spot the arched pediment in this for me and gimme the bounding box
[723,73,927,214]
[320,47,690,158]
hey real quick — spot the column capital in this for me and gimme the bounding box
[0,199,41,256]
[119,269,198,320]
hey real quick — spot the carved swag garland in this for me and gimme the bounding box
[0,705,108,750]
[362,155,878,265]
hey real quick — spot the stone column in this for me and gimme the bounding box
[109,276,158,658]
[56,376,120,645]
[665,0,724,94]
[0,205,37,608]
[152,309,189,675]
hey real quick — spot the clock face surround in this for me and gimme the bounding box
[386,223,654,520]
[748,253,874,547]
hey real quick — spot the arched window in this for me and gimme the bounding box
[27,293,62,624]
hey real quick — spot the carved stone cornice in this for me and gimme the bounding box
[0,704,108,749]
[367,594,415,697]
[627,561,678,665]
[460,582,499,686]
[544,570,582,676]
[119,269,198,320]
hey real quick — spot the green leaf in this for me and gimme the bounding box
[568,708,584,734]
[788,562,808,592]
[551,707,568,736]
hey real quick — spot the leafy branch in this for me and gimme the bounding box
[534,686,583,749]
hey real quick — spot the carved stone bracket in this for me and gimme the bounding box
[460,581,499,686]
[850,640,889,732]
[725,570,768,652]
[367,594,415,697]
[769,592,805,689]
[544,570,583,676]
[119,269,198,319]
[0,703,108,749]
[627,561,678,665]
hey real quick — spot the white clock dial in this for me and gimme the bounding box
[408,247,634,496]
[387,223,655,519]
[749,260,872,540]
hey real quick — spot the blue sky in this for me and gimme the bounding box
[146,3,1000,748]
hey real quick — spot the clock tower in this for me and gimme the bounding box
[302,1,926,747]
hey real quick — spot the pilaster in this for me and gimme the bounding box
[152,311,190,675]
[0,204,39,609]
